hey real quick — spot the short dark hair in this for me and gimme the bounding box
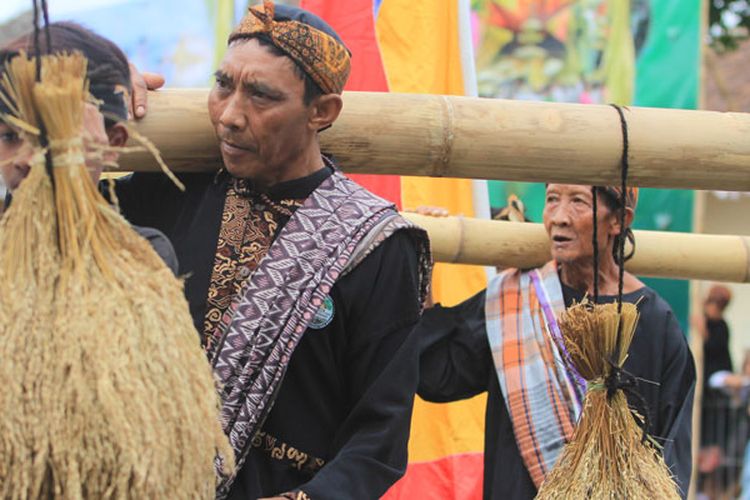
[1,22,131,127]
[233,35,323,105]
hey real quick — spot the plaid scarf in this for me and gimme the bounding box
[207,171,431,498]
[485,261,585,488]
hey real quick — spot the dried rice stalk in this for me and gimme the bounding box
[536,300,679,499]
[0,52,233,499]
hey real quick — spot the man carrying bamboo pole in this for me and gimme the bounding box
[111,2,430,499]
[417,184,695,499]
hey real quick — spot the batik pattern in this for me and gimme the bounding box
[229,0,351,94]
[203,178,304,351]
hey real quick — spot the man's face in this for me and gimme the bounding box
[0,122,32,191]
[542,184,617,265]
[0,104,114,192]
[208,38,312,183]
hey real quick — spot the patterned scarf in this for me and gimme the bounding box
[207,171,431,498]
[485,261,585,488]
[203,177,305,351]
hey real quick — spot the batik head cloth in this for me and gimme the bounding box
[228,1,351,95]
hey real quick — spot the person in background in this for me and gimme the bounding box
[416,184,695,499]
[696,285,750,499]
[0,22,178,273]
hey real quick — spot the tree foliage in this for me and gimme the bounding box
[710,0,750,51]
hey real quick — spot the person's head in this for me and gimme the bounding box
[705,284,732,318]
[0,22,131,191]
[208,1,350,184]
[543,184,637,268]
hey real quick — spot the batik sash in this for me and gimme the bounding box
[485,261,585,488]
[207,171,431,497]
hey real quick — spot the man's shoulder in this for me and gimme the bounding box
[634,286,690,353]
[131,225,179,274]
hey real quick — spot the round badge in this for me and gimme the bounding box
[309,295,335,330]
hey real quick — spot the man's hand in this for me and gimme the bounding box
[129,63,165,119]
[690,313,707,340]
[406,205,450,218]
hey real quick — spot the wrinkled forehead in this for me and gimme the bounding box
[546,183,593,196]
[220,39,301,88]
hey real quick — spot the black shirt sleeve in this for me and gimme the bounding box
[655,301,696,499]
[417,289,492,402]
[704,319,733,379]
[299,230,423,500]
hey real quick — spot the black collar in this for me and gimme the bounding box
[219,157,336,201]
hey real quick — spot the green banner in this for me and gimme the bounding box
[474,0,702,331]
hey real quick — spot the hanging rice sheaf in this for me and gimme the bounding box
[0,52,233,498]
[536,300,679,499]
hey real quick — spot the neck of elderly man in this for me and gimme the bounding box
[208,37,344,190]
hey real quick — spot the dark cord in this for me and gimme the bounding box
[591,186,599,303]
[604,359,652,442]
[41,0,52,55]
[33,0,42,80]
[31,0,56,191]
[610,104,630,313]
[607,103,636,421]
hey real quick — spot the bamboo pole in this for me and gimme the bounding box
[121,89,750,192]
[401,213,750,283]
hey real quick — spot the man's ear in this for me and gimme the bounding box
[308,94,343,132]
[106,122,129,147]
[609,207,634,236]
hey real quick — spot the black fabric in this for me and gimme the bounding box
[131,225,179,275]
[418,283,696,499]
[703,318,733,383]
[110,168,421,499]
[700,318,734,448]
[272,4,349,50]
[5,191,178,274]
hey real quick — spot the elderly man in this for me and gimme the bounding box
[417,185,695,499]
[112,2,430,499]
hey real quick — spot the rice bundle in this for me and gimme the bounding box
[0,52,233,498]
[536,300,679,499]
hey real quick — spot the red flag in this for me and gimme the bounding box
[300,0,401,206]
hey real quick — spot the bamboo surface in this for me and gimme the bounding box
[121,89,750,191]
[402,213,750,283]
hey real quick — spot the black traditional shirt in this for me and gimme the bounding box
[112,167,422,499]
[418,283,696,499]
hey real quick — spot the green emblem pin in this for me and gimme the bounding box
[309,295,335,330]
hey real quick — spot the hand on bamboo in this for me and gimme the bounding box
[406,205,451,218]
[128,63,165,119]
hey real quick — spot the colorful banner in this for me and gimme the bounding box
[298,2,490,495]
[301,0,402,206]
[376,2,488,498]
